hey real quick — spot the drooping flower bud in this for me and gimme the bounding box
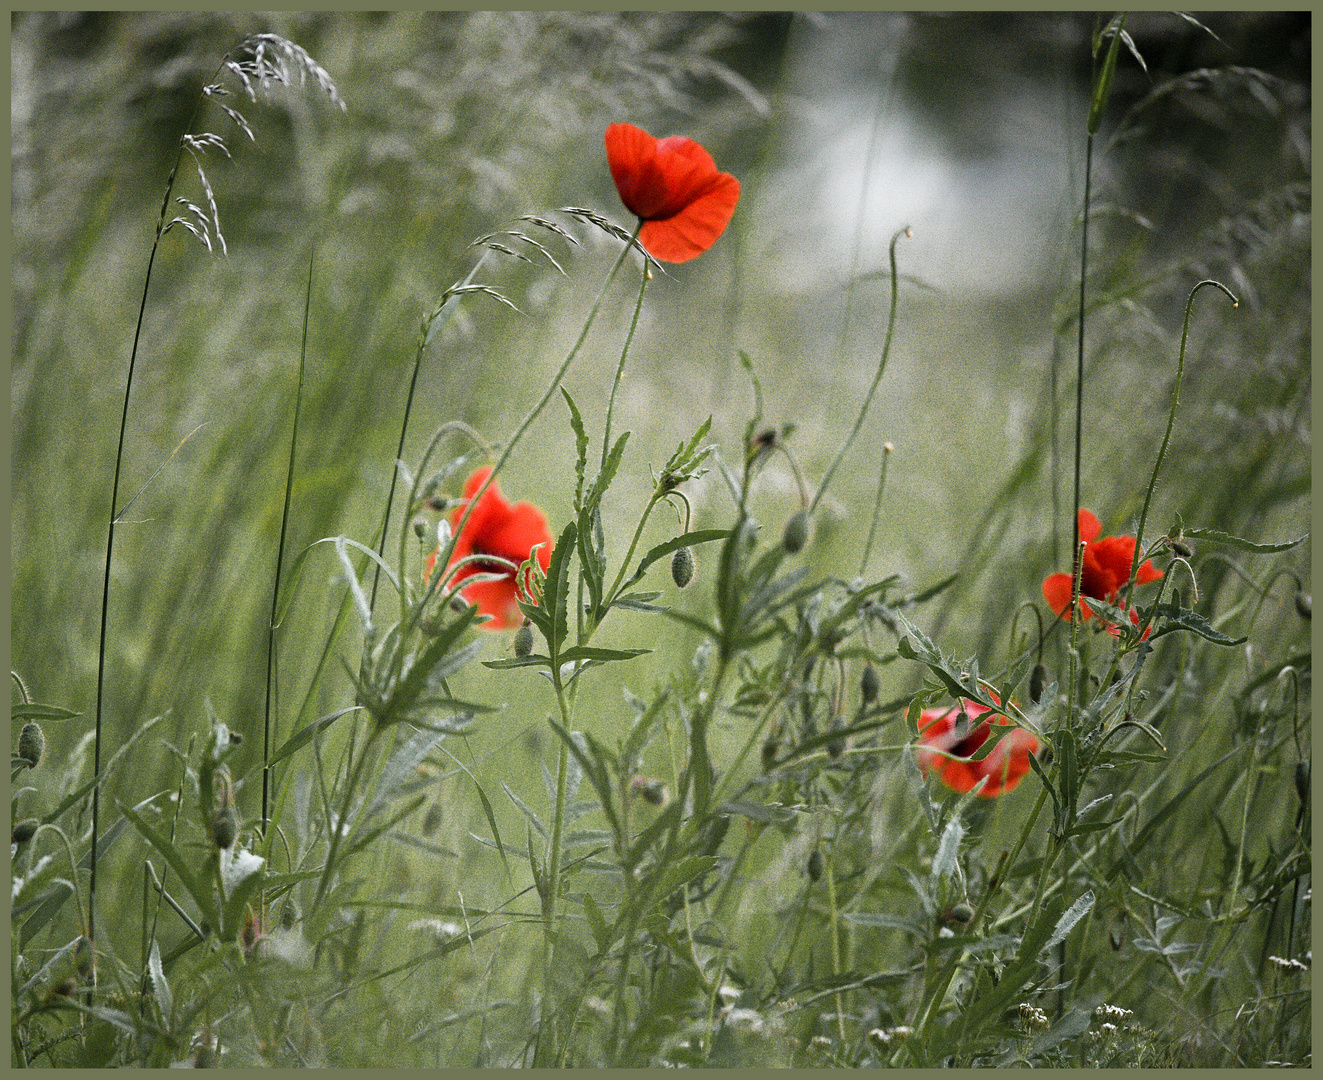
[17,722,45,768]
[630,774,668,807]
[670,546,695,588]
[11,818,39,845]
[782,510,811,554]
[806,847,823,882]
[860,662,880,705]
[211,806,238,851]
[1295,761,1309,805]
[1295,591,1311,620]
[1029,664,1047,704]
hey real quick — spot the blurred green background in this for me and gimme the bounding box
[10,11,1310,948]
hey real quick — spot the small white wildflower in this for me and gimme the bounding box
[810,1035,832,1052]
[1095,1003,1133,1022]
[1019,1002,1049,1030]
[868,1028,891,1050]
[408,918,461,945]
[722,1007,765,1033]
[1269,955,1309,973]
[1100,1022,1117,1036]
[716,982,740,1006]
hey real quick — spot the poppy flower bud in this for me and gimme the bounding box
[1169,538,1194,559]
[423,802,443,835]
[942,901,974,926]
[411,515,429,540]
[630,775,667,806]
[761,732,779,771]
[12,818,38,845]
[826,717,846,759]
[17,722,45,768]
[670,546,695,588]
[860,662,881,704]
[212,806,238,850]
[1029,664,1047,704]
[807,847,824,882]
[74,936,94,978]
[782,510,811,554]
[1295,592,1311,620]
[513,621,535,657]
[1295,761,1309,805]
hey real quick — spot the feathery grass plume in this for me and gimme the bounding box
[86,26,343,979]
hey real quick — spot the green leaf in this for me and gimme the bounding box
[502,781,547,839]
[558,646,650,665]
[1182,526,1307,554]
[652,855,719,904]
[562,387,590,511]
[1146,602,1247,646]
[1042,889,1095,954]
[118,800,219,932]
[9,703,81,722]
[541,520,578,664]
[582,891,610,954]
[269,706,364,765]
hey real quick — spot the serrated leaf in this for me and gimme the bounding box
[562,388,590,510]
[1147,603,1247,646]
[1042,890,1095,954]
[1183,527,1305,554]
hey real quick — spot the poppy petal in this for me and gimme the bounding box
[1077,509,1102,544]
[605,122,739,263]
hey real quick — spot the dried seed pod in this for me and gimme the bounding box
[16,722,45,768]
[670,545,695,588]
[782,510,811,554]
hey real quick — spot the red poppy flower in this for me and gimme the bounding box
[915,699,1040,798]
[424,467,553,631]
[605,122,740,264]
[1042,509,1161,630]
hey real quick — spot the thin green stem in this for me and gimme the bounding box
[1122,279,1238,614]
[602,252,649,470]
[263,251,315,836]
[810,226,909,514]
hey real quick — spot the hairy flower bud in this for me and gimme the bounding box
[17,722,45,768]
[12,818,39,845]
[513,621,535,658]
[1296,591,1311,620]
[782,509,811,554]
[670,546,695,588]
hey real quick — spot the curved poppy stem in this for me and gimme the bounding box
[1122,279,1238,613]
[858,441,893,577]
[602,246,649,470]
[809,226,910,514]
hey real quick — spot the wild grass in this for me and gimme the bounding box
[11,11,1310,1068]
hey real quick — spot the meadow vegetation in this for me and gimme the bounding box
[11,12,1310,1067]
